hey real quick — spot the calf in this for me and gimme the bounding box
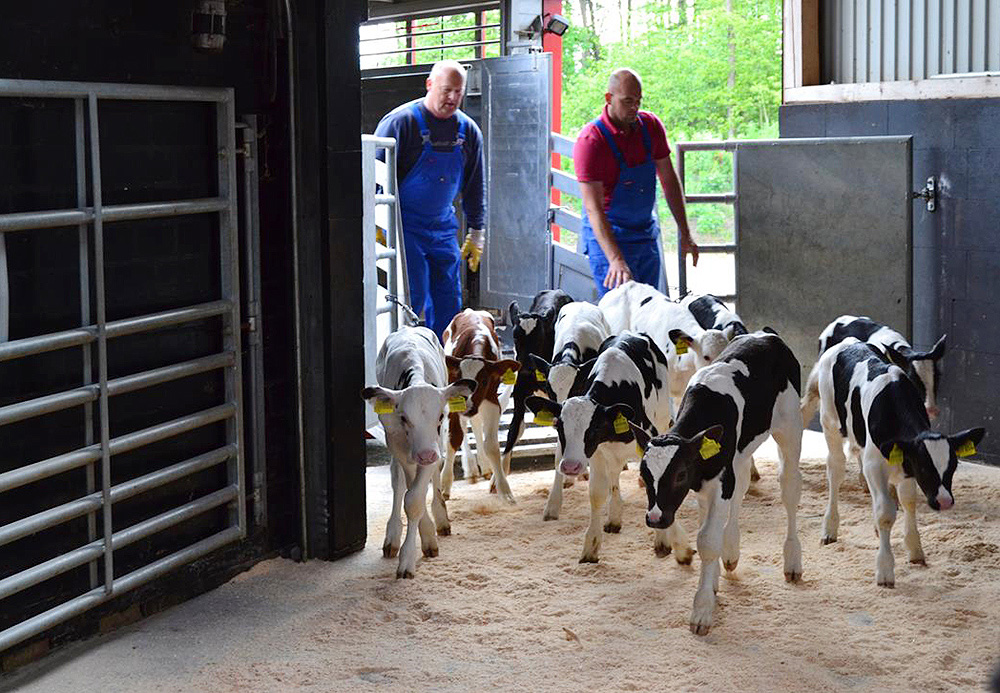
[810,338,984,587]
[508,289,573,363]
[443,309,522,504]
[362,326,477,578]
[596,279,661,335]
[803,314,946,423]
[512,301,610,520]
[526,332,692,564]
[633,330,803,635]
[502,291,577,468]
[680,293,748,340]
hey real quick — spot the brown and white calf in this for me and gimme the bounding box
[362,326,477,578]
[443,309,521,504]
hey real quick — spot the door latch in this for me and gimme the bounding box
[912,176,936,212]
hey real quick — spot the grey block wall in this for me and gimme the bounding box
[780,98,1000,466]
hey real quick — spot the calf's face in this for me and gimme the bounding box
[669,328,730,370]
[363,380,477,465]
[526,395,635,477]
[878,427,984,511]
[886,335,946,420]
[638,425,725,528]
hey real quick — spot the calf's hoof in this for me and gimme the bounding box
[579,555,599,564]
[674,548,695,566]
[723,558,739,572]
[423,545,439,558]
[562,478,575,488]
[441,492,451,501]
[383,544,399,559]
[543,512,559,521]
[654,543,672,557]
[909,557,927,566]
[784,569,802,583]
[603,522,621,534]
[820,535,837,546]
[750,467,761,483]
[877,577,895,588]
[689,621,712,636]
[437,526,451,537]
[396,569,415,579]
[581,472,590,481]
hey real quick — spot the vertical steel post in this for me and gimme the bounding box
[677,146,688,297]
[240,117,267,527]
[87,93,114,594]
[217,92,246,537]
[732,144,740,314]
[75,98,99,590]
[386,142,399,331]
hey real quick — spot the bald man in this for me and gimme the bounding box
[573,68,698,297]
[374,60,486,339]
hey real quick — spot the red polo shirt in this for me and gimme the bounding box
[572,107,671,211]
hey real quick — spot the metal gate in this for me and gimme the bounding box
[734,136,913,381]
[0,79,245,652]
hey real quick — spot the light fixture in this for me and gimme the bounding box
[544,13,570,37]
[192,0,226,53]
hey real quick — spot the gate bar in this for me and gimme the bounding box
[0,404,236,494]
[0,524,242,653]
[0,447,234,601]
[0,300,232,362]
[0,79,231,102]
[0,352,235,426]
[0,198,229,233]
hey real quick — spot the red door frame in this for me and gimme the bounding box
[542,0,563,242]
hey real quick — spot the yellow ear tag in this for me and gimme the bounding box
[636,443,644,458]
[373,399,395,415]
[448,396,467,413]
[533,410,555,426]
[613,412,629,435]
[674,339,689,355]
[700,437,721,459]
[956,440,977,458]
[502,369,517,385]
[535,369,547,383]
[888,444,904,466]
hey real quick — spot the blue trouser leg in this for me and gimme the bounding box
[425,235,463,339]
[585,237,660,297]
[403,230,432,324]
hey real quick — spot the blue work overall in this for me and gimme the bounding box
[581,117,661,298]
[399,104,467,340]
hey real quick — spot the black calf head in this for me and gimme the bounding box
[638,425,726,529]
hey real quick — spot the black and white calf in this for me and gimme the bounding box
[515,302,611,520]
[362,326,477,579]
[634,331,803,635]
[680,293,748,340]
[805,314,946,422]
[597,279,661,335]
[809,338,984,587]
[527,332,692,564]
[502,290,576,468]
[508,289,573,363]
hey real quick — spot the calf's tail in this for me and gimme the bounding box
[800,361,822,427]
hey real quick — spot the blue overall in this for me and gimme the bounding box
[581,117,662,298]
[399,104,467,339]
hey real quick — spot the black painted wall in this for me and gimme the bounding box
[0,0,369,659]
[780,98,1000,466]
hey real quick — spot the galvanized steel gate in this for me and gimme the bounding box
[0,79,245,651]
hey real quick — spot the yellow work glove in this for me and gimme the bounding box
[460,228,485,272]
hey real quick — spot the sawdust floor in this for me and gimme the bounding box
[7,433,1000,693]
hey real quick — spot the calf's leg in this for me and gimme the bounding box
[580,458,610,563]
[383,459,406,558]
[691,486,726,635]
[397,463,436,578]
[771,389,804,581]
[820,418,848,545]
[476,402,515,504]
[863,451,897,587]
[896,477,926,565]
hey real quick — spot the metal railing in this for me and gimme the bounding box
[361,135,410,429]
[0,79,245,653]
[675,141,738,303]
[360,6,501,67]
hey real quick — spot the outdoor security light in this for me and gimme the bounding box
[544,14,570,37]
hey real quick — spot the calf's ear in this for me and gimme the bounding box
[362,386,400,413]
[949,427,986,457]
[445,355,462,381]
[883,344,911,370]
[928,334,946,360]
[525,395,561,420]
[508,301,520,325]
[722,324,737,342]
[877,438,910,466]
[692,424,727,477]
[524,353,551,377]
[597,403,637,445]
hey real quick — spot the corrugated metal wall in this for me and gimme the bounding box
[823,0,1000,83]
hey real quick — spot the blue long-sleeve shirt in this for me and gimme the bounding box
[374,98,486,230]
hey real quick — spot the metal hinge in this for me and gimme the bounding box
[912,176,937,212]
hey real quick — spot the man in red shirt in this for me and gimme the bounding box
[573,68,699,296]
